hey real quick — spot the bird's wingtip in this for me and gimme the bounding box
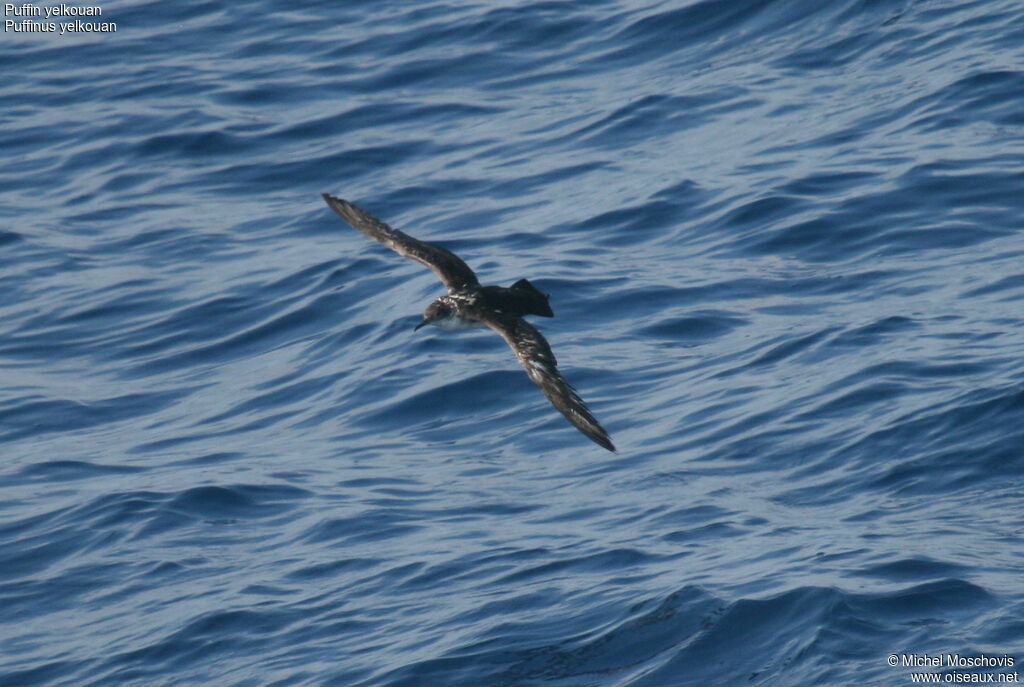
[323,194,357,217]
[588,429,616,453]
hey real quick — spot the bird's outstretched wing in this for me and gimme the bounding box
[481,312,615,452]
[322,194,480,292]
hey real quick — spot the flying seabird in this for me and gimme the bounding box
[322,194,616,452]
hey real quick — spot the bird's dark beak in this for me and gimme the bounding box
[414,319,428,332]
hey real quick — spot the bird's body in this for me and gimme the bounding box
[322,193,615,452]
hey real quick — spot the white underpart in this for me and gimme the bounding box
[435,316,486,331]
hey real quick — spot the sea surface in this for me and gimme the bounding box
[3,1,1024,685]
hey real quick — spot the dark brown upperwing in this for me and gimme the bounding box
[481,312,615,452]
[322,194,479,292]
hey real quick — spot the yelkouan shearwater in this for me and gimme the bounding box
[323,194,615,452]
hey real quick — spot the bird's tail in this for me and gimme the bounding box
[511,279,554,317]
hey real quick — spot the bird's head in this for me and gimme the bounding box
[414,300,454,332]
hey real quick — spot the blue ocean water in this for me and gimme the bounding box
[3,0,1024,684]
